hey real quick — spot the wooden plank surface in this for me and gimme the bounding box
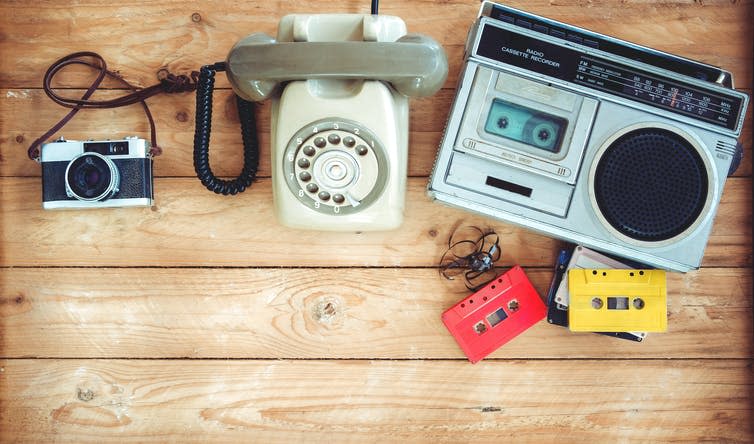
[0,359,751,442]
[0,177,750,267]
[0,0,751,88]
[1,89,752,178]
[1,267,750,359]
[0,0,751,441]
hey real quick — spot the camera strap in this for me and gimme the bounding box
[27,52,199,161]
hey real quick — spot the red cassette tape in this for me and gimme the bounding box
[442,265,546,363]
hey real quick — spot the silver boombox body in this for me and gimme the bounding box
[428,2,749,272]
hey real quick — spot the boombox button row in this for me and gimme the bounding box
[462,138,572,178]
[502,13,600,49]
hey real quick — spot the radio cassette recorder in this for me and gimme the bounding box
[428,2,749,272]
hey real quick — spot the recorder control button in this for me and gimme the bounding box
[343,136,356,148]
[317,191,331,201]
[332,193,345,204]
[313,137,326,148]
[303,145,316,156]
[297,158,310,169]
[327,134,341,145]
[306,183,319,193]
[355,145,369,156]
[567,34,583,45]
[299,171,312,182]
[584,38,599,48]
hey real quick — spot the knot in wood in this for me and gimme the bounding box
[311,296,343,326]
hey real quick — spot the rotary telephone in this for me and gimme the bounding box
[195,14,447,231]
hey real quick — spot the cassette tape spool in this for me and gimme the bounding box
[568,268,667,332]
[442,265,546,363]
[546,246,646,342]
[283,118,388,215]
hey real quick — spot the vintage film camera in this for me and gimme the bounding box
[40,137,154,209]
[428,2,749,272]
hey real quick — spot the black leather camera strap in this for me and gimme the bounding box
[28,51,199,161]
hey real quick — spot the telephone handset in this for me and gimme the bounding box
[225,14,448,231]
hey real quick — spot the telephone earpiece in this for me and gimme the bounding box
[225,33,448,102]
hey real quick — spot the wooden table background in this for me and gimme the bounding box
[0,0,751,442]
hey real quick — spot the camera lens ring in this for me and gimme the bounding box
[65,152,120,202]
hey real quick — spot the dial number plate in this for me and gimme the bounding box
[283,119,388,215]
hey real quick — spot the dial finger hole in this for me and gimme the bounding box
[327,134,341,145]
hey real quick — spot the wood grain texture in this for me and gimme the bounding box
[0,359,751,443]
[0,0,751,88]
[1,89,752,178]
[0,267,750,359]
[0,0,752,441]
[0,177,749,267]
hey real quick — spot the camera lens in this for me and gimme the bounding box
[65,152,120,201]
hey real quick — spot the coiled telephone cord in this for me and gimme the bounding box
[193,62,260,195]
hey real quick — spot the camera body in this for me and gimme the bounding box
[40,137,154,209]
[428,3,749,272]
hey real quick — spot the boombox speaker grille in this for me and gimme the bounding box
[593,128,708,242]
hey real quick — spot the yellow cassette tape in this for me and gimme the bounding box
[568,269,667,332]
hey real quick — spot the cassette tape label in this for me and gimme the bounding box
[483,99,568,153]
[568,268,667,332]
[546,246,646,341]
[442,265,546,363]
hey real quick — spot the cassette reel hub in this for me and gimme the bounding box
[284,118,388,215]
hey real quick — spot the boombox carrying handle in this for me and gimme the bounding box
[225,34,449,102]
